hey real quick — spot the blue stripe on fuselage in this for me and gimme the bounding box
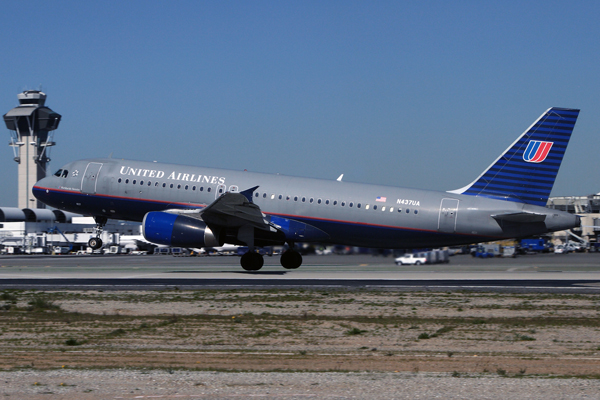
[32,186,496,248]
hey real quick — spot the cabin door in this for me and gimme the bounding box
[81,162,103,194]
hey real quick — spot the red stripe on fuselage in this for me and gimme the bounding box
[33,186,496,239]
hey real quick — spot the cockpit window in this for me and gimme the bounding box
[54,169,69,178]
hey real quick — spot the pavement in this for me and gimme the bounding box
[1,253,600,292]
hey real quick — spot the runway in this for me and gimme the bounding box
[1,253,600,292]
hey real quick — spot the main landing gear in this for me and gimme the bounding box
[88,216,107,250]
[280,249,302,269]
[240,247,303,271]
[237,226,302,271]
[240,251,264,271]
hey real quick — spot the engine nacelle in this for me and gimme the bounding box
[142,211,220,247]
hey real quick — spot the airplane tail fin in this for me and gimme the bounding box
[449,107,580,206]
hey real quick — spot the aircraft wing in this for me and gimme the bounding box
[164,186,276,233]
[199,191,275,231]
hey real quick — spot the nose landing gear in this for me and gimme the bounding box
[88,216,107,250]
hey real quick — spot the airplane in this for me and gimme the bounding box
[33,107,581,271]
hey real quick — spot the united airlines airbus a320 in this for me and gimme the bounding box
[33,108,580,271]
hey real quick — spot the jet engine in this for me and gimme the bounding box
[142,211,220,247]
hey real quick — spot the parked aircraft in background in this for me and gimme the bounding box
[33,107,580,271]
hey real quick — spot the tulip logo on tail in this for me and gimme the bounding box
[523,141,553,163]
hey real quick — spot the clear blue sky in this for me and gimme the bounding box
[1,1,599,207]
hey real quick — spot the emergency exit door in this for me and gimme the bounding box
[438,198,459,233]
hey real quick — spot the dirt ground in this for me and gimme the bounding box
[2,289,600,376]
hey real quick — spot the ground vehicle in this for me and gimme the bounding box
[554,245,568,254]
[554,243,577,254]
[395,253,427,265]
[520,238,550,253]
[472,244,501,258]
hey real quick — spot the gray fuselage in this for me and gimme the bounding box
[33,158,579,249]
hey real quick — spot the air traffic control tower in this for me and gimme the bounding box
[3,90,61,208]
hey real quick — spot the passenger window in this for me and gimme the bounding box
[414,210,418,214]
[333,200,337,206]
[255,193,259,198]
[125,179,129,184]
[207,187,211,192]
[398,208,402,213]
[140,180,144,185]
[271,194,275,199]
[133,180,137,185]
[263,193,267,198]
[185,185,189,190]
[381,207,385,211]
[147,181,151,186]
[286,195,291,200]
[366,204,370,210]
[155,182,159,187]
[325,199,330,205]
[302,197,306,202]
[279,195,283,200]
[406,209,410,213]
[200,187,204,191]
[310,198,314,203]
[192,186,196,190]
[163,183,166,188]
[170,184,174,189]
[294,196,298,201]
[341,201,345,207]
[357,203,361,209]
[317,199,322,204]
[118,178,122,183]
[390,207,393,212]
[349,202,353,207]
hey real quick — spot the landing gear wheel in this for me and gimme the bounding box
[89,216,107,251]
[88,237,103,250]
[241,252,264,271]
[280,249,302,269]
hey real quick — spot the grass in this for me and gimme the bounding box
[64,338,83,346]
[27,297,61,312]
[0,288,599,372]
[514,333,536,341]
[345,327,366,336]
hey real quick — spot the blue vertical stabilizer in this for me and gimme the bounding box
[449,107,579,206]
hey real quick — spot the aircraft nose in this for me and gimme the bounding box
[32,176,55,204]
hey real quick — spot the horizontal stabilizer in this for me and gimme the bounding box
[492,212,547,223]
